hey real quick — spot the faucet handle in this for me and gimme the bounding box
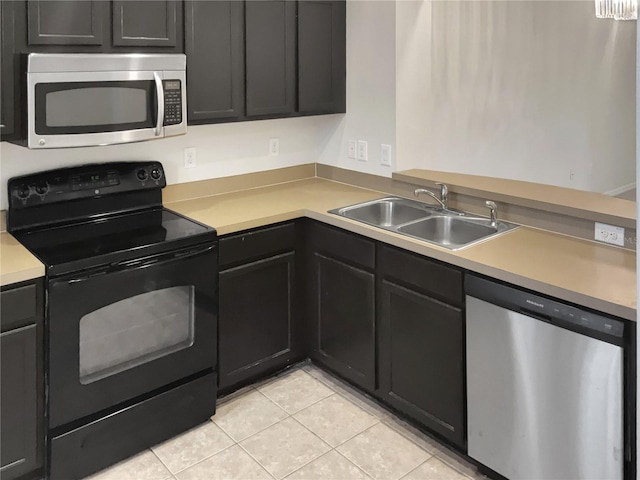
[485,201,497,226]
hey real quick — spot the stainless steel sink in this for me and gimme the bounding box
[329,197,518,250]
[398,215,500,249]
[331,197,439,227]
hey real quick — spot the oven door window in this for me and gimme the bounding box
[35,81,156,135]
[79,285,195,384]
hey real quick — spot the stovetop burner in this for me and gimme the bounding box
[15,207,213,276]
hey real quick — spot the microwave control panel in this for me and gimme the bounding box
[163,80,183,126]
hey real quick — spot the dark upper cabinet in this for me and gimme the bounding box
[245,0,296,116]
[306,221,376,392]
[113,0,182,48]
[1,0,16,138]
[218,223,303,393]
[298,0,346,114]
[1,280,44,480]
[185,1,244,123]
[24,1,182,51]
[27,0,106,46]
[378,245,465,449]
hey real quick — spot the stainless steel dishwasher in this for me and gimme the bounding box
[466,275,625,480]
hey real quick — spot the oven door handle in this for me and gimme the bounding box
[153,72,164,136]
[66,244,215,283]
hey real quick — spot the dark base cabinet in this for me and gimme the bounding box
[218,222,303,393]
[378,245,465,449]
[306,221,376,392]
[0,279,44,480]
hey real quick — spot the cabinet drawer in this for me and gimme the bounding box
[219,222,296,269]
[307,221,375,270]
[1,284,37,333]
[379,245,462,307]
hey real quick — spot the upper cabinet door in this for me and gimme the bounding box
[298,0,346,114]
[112,0,181,48]
[245,0,296,116]
[28,0,106,46]
[1,1,16,138]
[185,1,244,123]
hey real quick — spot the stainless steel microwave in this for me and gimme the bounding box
[25,53,187,149]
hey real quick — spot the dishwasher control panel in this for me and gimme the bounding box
[466,275,625,339]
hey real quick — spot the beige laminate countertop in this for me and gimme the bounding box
[1,232,45,287]
[167,178,637,321]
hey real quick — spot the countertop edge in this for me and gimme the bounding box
[1,267,45,287]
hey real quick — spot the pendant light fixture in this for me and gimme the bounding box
[595,0,637,20]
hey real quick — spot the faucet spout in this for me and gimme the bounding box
[414,188,446,209]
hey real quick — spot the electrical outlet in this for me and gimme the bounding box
[348,140,357,159]
[269,138,280,156]
[594,222,625,247]
[381,144,392,167]
[357,140,368,162]
[184,147,197,169]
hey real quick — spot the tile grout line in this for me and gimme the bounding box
[162,441,238,477]
[381,417,446,457]
[213,393,290,444]
[267,366,482,478]
[397,458,432,480]
[236,434,279,480]
[333,448,376,480]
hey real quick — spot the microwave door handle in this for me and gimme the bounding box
[153,72,164,136]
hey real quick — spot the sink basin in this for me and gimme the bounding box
[331,197,437,227]
[398,216,498,249]
[329,197,518,250]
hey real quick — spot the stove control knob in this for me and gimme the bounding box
[136,169,148,181]
[150,168,162,180]
[35,182,49,195]
[17,185,30,198]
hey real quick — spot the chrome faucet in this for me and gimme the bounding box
[435,183,448,209]
[486,201,497,227]
[414,188,446,209]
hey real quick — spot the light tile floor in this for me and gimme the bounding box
[88,363,486,480]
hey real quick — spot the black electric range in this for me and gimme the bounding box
[7,162,219,480]
[9,162,216,276]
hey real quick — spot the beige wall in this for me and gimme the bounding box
[318,0,397,176]
[0,115,339,210]
[396,0,636,194]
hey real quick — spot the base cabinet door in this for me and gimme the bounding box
[0,281,43,480]
[379,281,465,447]
[218,223,300,393]
[1,326,38,480]
[306,222,376,392]
[378,244,465,449]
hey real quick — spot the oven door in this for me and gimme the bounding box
[27,70,186,149]
[47,243,217,429]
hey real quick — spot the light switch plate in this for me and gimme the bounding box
[184,147,197,169]
[357,140,368,162]
[269,138,280,156]
[381,144,392,167]
[348,140,357,159]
